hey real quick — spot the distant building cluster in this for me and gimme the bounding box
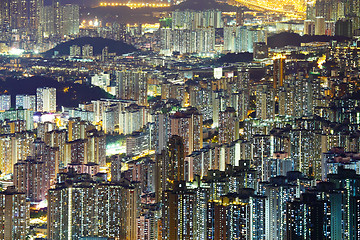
[1,1,360,240]
[41,2,79,39]
[70,44,94,57]
[0,0,79,52]
[0,87,56,113]
[159,9,267,55]
[305,0,360,37]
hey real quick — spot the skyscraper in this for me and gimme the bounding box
[36,87,56,112]
[47,170,129,239]
[115,69,148,105]
[40,1,79,39]
[162,181,195,240]
[0,186,30,239]
[273,56,285,89]
[170,108,203,156]
[263,176,297,240]
[286,192,329,240]
[16,94,36,110]
[13,157,49,202]
[82,44,93,57]
[60,4,79,37]
[0,0,42,39]
[0,95,11,111]
[166,135,185,188]
[219,107,238,144]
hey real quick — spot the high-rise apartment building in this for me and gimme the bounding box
[16,94,36,110]
[13,157,49,202]
[223,25,267,53]
[162,182,195,240]
[253,42,269,59]
[234,68,250,121]
[48,170,129,239]
[36,87,56,112]
[115,69,148,105]
[0,0,10,30]
[69,45,81,56]
[40,1,79,39]
[0,0,42,31]
[315,16,326,35]
[263,152,294,181]
[159,9,221,54]
[60,4,79,37]
[219,107,238,144]
[126,131,150,156]
[101,46,108,61]
[119,104,148,135]
[273,56,285,89]
[0,186,30,239]
[315,0,344,22]
[91,72,111,91]
[0,95,11,111]
[0,131,35,176]
[82,44,93,57]
[328,167,360,239]
[207,190,265,240]
[168,28,216,54]
[286,192,329,240]
[86,130,106,167]
[39,4,54,38]
[263,176,297,240]
[44,129,67,167]
[171,9,222,29]
[344,0,360,31]
[256,84,275,120]
[165,135,185,189]
[304,20,315,35]
[170,108,203,156]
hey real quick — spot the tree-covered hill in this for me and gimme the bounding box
[0,76,114,108]
[43,37,137,57]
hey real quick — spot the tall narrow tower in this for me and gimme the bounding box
[236,6,245,26]
[273,56,285,89]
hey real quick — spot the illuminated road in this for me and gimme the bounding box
[229,0,306,18]
[99,2,171,8]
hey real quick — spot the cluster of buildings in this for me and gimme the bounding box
[69,44,94,57]
[305,0,360,37]
[159,9,267,55]
[1,1,360,240]
[0,0,79,51]
[1,37,360,239]
[0,87,56,112]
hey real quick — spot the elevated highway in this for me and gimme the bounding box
[229,0,306,19]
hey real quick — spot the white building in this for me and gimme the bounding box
[160,9,220,55]
[0,95,11,111]
[16,94,36,110]
[91,73,111,90]
[223,26,267,53]
[36,87,56,112]
[82,44,93,57]
[70,45,81,56]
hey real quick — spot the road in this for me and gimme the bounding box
[229,0,306,19]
